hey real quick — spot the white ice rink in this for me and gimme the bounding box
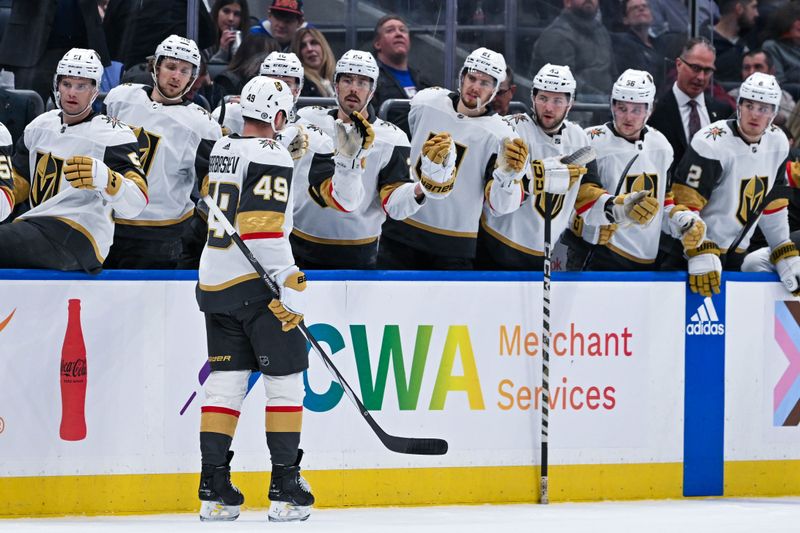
[1,498,799,533]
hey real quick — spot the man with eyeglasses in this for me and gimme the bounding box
[102,35,222,268]
[378,47,529,270]
[0,49,147,272]
[477,64,595,270]
[491,67,517,116]
[296,50,424,269]
[670,72,800,297]
[649,38,734,176]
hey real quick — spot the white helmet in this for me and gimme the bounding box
[532,63,576,99]
[459,47,506,109]
[152,35,201,101]
[53,48,103,114]
[240,76,293,132]
[334,50,379,107]
[261,51,304,99]
[611,69,656,107]
[738,72,781,108]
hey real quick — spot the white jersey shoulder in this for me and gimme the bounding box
[411,86,454,108]
[289,120,335,154]
[234,135,294,168]
[373,118,410,148]
[212,102,244,136]
[0,121,11,146]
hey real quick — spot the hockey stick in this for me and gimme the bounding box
[580,152,639,271]
[539,146,596,504]
[202,194,448,456]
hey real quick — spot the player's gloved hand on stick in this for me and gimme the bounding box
[333,111,375,169]
[605,190,659,225]
[771,240,800,296]
[493,137,528,187]
[418,132,457,199]
[530,156,587,195]
[687,241,722,297]
[64,155,123,197]
[669,208,707,250]
[267,266,308,332]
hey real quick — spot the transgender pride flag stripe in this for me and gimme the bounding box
[773,301,800,426]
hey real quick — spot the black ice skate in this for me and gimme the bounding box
[268,449,315,522]
[198,450,244,521]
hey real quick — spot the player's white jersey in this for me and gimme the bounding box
[275,121,334,232]
[673,119,789,251]
[12,110,147,261]
[104,83,221,227]
[212,102,244,136]
[581,123,674,263]
[381,87,517,258]
[198,135,295,312]
[481,114,589,262]
[295,106,412,250]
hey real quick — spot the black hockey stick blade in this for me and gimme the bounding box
[560,145,596,166]
[203,194,449,456]
[614,153,639,195]
[726,182,788,262]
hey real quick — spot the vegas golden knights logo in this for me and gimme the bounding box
[624,172,659,198]
[534,192,565,218]
[132,127,161,177]
[736,175,768,225]
[31,152,65,207]
[413,132,468,184]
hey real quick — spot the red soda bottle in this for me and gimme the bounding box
[60,299,87,441]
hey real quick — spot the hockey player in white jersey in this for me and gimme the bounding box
[197,76,314,523]
[378,47,530,269]
[476,64,597,270]
[296,49,426,268]
[0,49,147,272]
[555,70,676,270]
[573,70,705,271]
[103,35,222,268]
[672,72,800,297]
[0,121,13,222]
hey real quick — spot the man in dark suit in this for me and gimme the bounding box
[649,37,734,175]
[0,0,110,104]
[0,87,38,145]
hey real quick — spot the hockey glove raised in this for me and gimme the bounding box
[64,155,123,197]
[687,241,722,298]
[669,208,707,250]
[771,241,800,296]
[530,156,587,195]
[267,266,308,332]
[333,111,375,169]
[605,190,659,225]
[284,125,309,160]
[419,132,457,199]
[492,137,528,187]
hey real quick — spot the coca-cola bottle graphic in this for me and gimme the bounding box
[60,299,87,441]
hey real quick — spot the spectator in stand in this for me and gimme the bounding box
[712,0,759,84]
[371,14,431,135]
[530,0,617,103]
[491,67,517,116]
[0,87,39,146]
[648,0,718,37]
[0,0,111,104]
[649,37,734,176]
[762,3,800,88]
[203,0,251,67]
[251,0,306,52]
[291,28,335,97]
[611,0,667,92]
[728,49,796,127]
[213,33,279,99]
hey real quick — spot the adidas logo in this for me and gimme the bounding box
[686,297,725,335]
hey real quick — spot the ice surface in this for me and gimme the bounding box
[1,498,798,533]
